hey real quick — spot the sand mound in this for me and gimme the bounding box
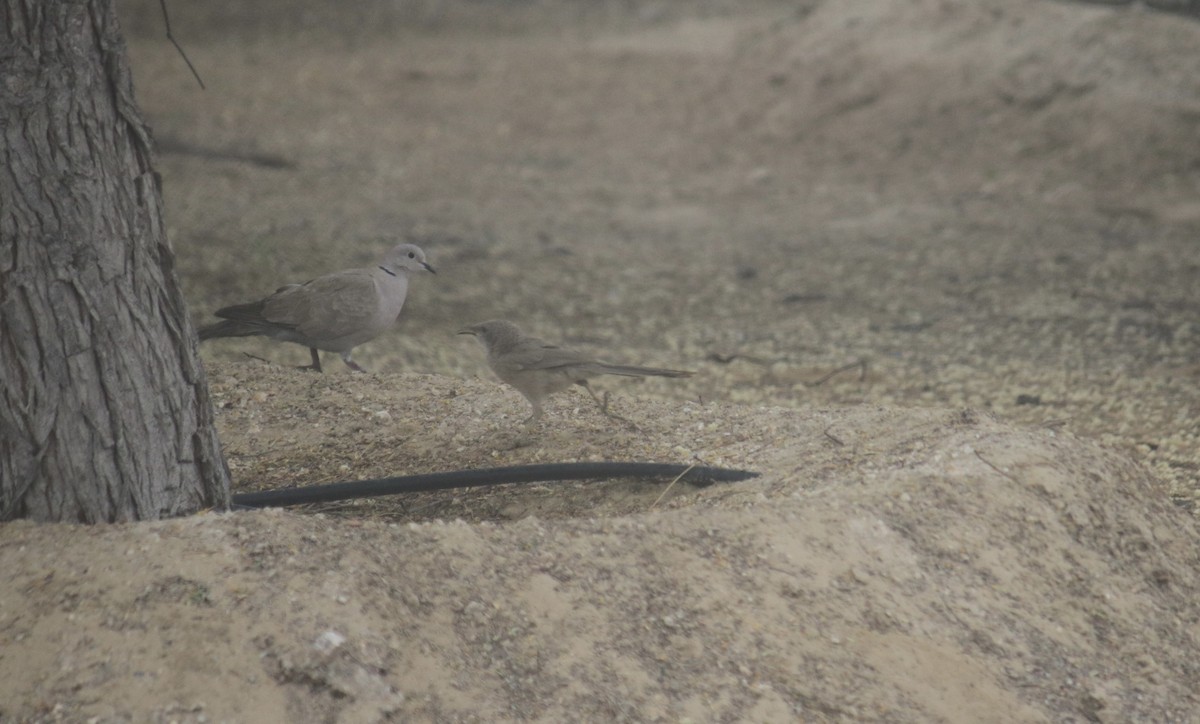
[3,367,1198,721]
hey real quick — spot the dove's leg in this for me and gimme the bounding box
[340,352,368,373]
[296,348,324,373]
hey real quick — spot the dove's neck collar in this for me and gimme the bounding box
[378,265,398,277]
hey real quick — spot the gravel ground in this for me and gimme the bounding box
[126,0,1200,506]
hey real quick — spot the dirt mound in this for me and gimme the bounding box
[3,367,1199,722]
[709,0,1200,212]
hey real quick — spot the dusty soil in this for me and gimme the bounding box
[4,0,1200,721]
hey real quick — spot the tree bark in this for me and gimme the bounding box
[1,0,231,522]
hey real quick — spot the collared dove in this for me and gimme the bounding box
[199,243,435,372]
[459,319,693,426]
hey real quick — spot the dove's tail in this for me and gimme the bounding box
[198,319,267,341]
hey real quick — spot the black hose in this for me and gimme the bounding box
[231,462,759,509]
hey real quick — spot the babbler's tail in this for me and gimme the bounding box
[590,363,693,379]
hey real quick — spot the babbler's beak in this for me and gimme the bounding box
[457,326,477,336]
[422,261,437,274]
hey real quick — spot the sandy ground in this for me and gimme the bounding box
[3,0,1200,721]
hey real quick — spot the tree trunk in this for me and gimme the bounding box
[0,0,231,522]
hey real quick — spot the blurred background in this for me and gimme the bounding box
[116,0,1200,504]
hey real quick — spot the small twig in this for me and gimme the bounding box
[808,359,868,387]
[157,137,295,169]
[706,352,773,366]
[651,463,697,509]
[823,425,845,447]
[240,352,275,365]
[159,0,205,89]
[973,449,1018,483]
[742,440,776,459]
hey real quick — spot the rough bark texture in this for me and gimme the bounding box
[0,0,230,522]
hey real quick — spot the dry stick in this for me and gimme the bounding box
[238,351,323,372]
[707,352,774,366]
[973,449,1018,483]
[808,359,868,387]
[241,352,275,365]
[157,136,296,169]
[651,463,697,509]
[159,0,206,89]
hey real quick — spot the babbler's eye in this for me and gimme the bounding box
[408,252,415,258]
